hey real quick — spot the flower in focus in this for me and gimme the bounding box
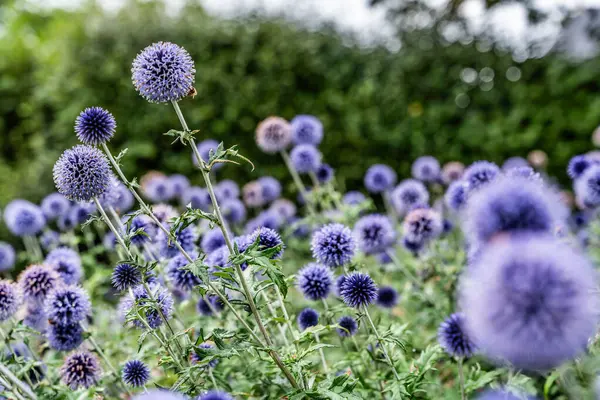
[60,351,102,389]
[19,264,61,304]
[44,286,90,325]
[297,263,333,301]
[297,308,319,331]
[340,272,377,309]
[122,360,151,387]
[248,227,285,259]
[121,284,174,329]
[337,316,358,337]
[256,116,292,154]
[111,263,141,291]
[74,106,116,145]
[166,252,201,292]
[364,164,397,194]
[311,223,356,268]
[437,313,476,358]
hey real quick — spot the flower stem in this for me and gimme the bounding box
[260,291,290,346]
[0,364,36,400]
[313,332,329,373]
[458,357,466,400]
[0,375,27,400]
[363,306,400,381]
[207,368,218,389]
[280,149,316,217]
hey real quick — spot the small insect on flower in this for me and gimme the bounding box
[463,161,500,192]
[111,263,141,291]
[256,116,292,154]
[258,176,282,203]
[316,163,334,184]
[121,284,174,329]
[3,200,46,237]
[74,106,116,145]
[45,247,83,286]
[437,313,476,358]
[337,316,358,337]
[291,115,324,146]
[353,214,396,255]
[297,308,319,331]
[290,144,322,174]
[0,242,16,272]
[0,280,22,322]
[297,263,333,301]
[167,252,201,292]
[47,322,84,351]
[122,360,151,387]
[441,161,465,185]
[19,264,61,304]
[391,179,430,215]
[340,272,377,309]
[132,41,195,104]
[311,223,356,268]
[60,351,102,389]
[343,191,366,206]
[376,286,399,309]
[45,286,90,325]
[41,193,70,221]
[196,391,234,400]
[575,164,600,208]
[364,164,397,194]
[53,145,112,202]
[412,156,440,183]
[191,342,219,368]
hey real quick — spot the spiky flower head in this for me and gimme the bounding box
[340,272,377,309]
[258,176,282,203]
[0,280,22,321]
[47,323,84,351]
[201,229,225,254]
[111,263,141,291]
[463,161,500,192]
[461,235,599,370]
[364,164,397,193]
[437,313,476,358]
[113,182,135,213]
[290,144,321,174]
[248,227,285,259]
[75,107,116,145]
[311,223,356,268]
[256,116,292,153]
[337,316,358,337]
[19,264,61,303]
[316,163,334,184]
[132,41,195,103]
[441,161,465,185]
[191,342,219,368]
[3,200,45,237]
[291,115,323,145]
[269,198,296,221]
[567,154,595,180]
[575,164,600,208]
[297,308,319,331]
[412,156,440,182]
[159,225,197,259]
[121,284,174,329]
[391,179,429,215]
[297,263,333,301]
[122,360,150,387]
[376,286,399,308]
[402,207,443,245]
[197,391,234,400]
[125,214,157,246]
[167,252,201,292]
[60,351,101,389]
[242,181,265,208]
[0,242,15,272]
[41,193,70,221]
[343,191,366,205]
[45,247,83,285]
[45,286,90,325]
[53,145,111,202]
[353,214,396,255]
[221,199,246,224]
[445,180,468,211]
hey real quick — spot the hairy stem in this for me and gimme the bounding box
[458,357,466,400]
[0,364,36,400]
[280,149,317,217]
[363,306,400,381]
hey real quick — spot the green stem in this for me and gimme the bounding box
[280,149,317,217]
[0,364,36,400]
[207,368,218,389]
[458,357,465,400]
[363,306,400,381]
[260,291,290,346]
[0,375,27,400]
[313,332,329,373]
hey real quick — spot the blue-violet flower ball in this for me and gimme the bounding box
[412,156,440,183]
[19,264,61,303]
[575,164,600,208]
[143,175,174,203]
[316,163,334,184]
[182,186,211,211]
[290,144,321,174]
[201,229,226,254]
[40,230,61,251]
[221,199,246,225]
[44,286,90,325]
[112,263,141,291]
[122,360,151,387]
[75,106,116,145]
[41,193,70,221]
[269,198,296,221]
[445,180,468,212]
[121,284,174,329]
[258,176,282,203]
[167,252,201,292]
[343,191,366,206]
[337,316,358,337]
[113,182,135,213]
[193,139,223,171]
[0,280,22,322]
[353,214,396,255]
[291,115,323,145]
[364,164,397,194]
[215,179,240,201]
[249,227,285,259]
[196,391,234,400]
[159,226,197,259]
[402,208,443,245]
[242,181,265,208]
[391,179,429,215]
[255,116,292,154]
[567,154,594,180]
[463,161,500,192]
[340,272,377,309]
[3,200,45,237]
[437,313,476,358]
[169,174,190,198]
[297,263,333,301]
[45,247,83,285]
[60,351,101,389]
[311,223,355,268]
[297,308,319,331]
[0,243,15,272]
[376,286,399,308]
[47,322,84,351]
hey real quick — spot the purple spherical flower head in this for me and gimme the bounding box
[291,115,323,146]
[143,175,174,203]
[353,214,396,255]
[412,156,440,183]
[53,145,111,202]
[113,182,135,213]
[191,342,219,368]
[575,164,600,208]
[159,225,197,259]
[337,316,358,337]
[215,179,240,202]
[364,164,397,194]
[133,391,189,400]
[567,154,594,180]
[44,286,90,325]
[249,227,285,259]
[40,230,61,251]
[463,161,500,192]
[221,198,246,224]
[461,235,599,371]
[311,223,356,268]
[60,351,101,389]
[445,180,468,211]
[196,295,224,316]
[41,193,70,221]
[377,251,392,264]
[297,308,319,331]
[502,157,529,171]
[57,209,77,232]
[505,166,541,182]
[476,389,536,400]
[258,176,282,203]
[3,200,45,237]
[402,208,443,245]
[464,176,566,245]
[45,247,83,285]
[197,391,234,400]
[75,106,116,145]
[316,163,334,184]
[297,263,333,301]
[132,41,195,103]
[441,161,465,185]
[290,144,321,174]
[193,139,223,171]
[19,264,61,304]
[48,323,84,351]
[290,217,310,238]
[122,360,150,387]
[169,174,190,198]
[125,214,157,246]
[437,313,476,358]
[69,202,95,226]
[376,286,399,309]
[242,181,265,208]
[121,284,174,329]
[206,245,231,273]
[0,280,22,322]
[167,252,201,292]
[182,186,211,211]
[0,242,15,272]
[391,179,429,215]
[268,198,294,220]
[201,229,226,254]
[256,116,292,153]
[343,191,366,206]
[111,263,141,291]
[340,272,377,308]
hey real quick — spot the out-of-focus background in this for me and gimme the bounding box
[1,0,599,205]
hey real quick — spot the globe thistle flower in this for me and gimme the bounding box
[461,235,599,370]
[213,180,238,202]
[290,217,310,238]
[47,323,84,351]
[122,360,150,387]
[125,215,157,246]
[111,263,141,291]
[0,242,15,272]
[121,284,174,329]
[45,247,83,285]
[3,200,45,237]
[41,193,70,220]
[0,280,22,322]
[412,156,440,183]
[337,316,358,337]
[502,157,529,171]
[575,164,600,208]
[242,181,265,208]
[221,199,246,225]
[169,174,190,198]
[167,252,201,292]
[353,214,396,255]
[24,304,48,333]
[57,210,77,232]
[206,245,231,272]
[342,191,366,205]
[196,295,224,316]
[445,180,468,212]
[441,161,465,185]
[464,176,566,245]
[269,198,296,221]
[390,179,429,215]
[60,351,101,389]
[297,308,319,331]
[334,275,347,297]
[69,202,96,225]
[74,106,116,145]
[340,272,377,309]
[290,115,323,145]
[258,176,282,203]
[45,286,90,325]
[19,264,61,303]
[402,208,443,245]
[201,229,226,254]
[256,116,292,153]
[53,145,112,202]
[505,166,541,181]
[181,186,211,211]
[112,182,134,213]
[297,263,333,301]
[40,230,61,251]
[193,139,223,171]
[143,175,174,203]
[311,223,356,268]
[191,342,219,368]
[132,41,195,103]
[248,227,285,259]
[376,286,398,309]
[152,204,178,224]
[315,163,334,184]
[197,391,234,400]
[290,144,321,174]
[463,161,500,192]
[437,313,475,358]
[132,390,188,400]
[159,226,197,259]
[364,164,397,194]
[568,154,594,180]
